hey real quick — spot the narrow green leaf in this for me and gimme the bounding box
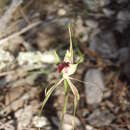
[38,79,63,130]
[40,78,63,115]
[53,50,61,63]
[77,49,84,64]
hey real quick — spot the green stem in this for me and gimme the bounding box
[59,79,69,130]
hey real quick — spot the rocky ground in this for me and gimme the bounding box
[0,0,130,130]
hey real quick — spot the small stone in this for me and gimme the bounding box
[83,0,103,12]
[103,8,115,17]
[15,106,33,130]
[62,124,73,130]
[117,0,128,4]
[0,49,14,71]
[103,91,111,98]
[117,47,129,64]
[89,31,117,59]
[33,116,49,128]
[100,0,111,6]
[58,8,66,16]
[75,18,89,42]
[84,69,105,104]
[5,87,25,106]
[86,125,97,130]
[63,114,80,126]
[58,112,81,127]
[85,19,98,28]
[88,109,115,127]
[115,20,128,33]
[117,11,130,21]
[18,51,59,66]
[83,0,111,12]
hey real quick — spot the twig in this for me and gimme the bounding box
[0,0,23,38]
[0,20,41,46]
[19,6,31,24]
[0,71,14,77]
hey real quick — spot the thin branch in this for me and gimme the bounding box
[0,21,41,46]
[0,0,23,38]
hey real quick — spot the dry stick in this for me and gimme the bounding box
[0,71,14,77]
[0,0,23,38]
[0,21,42,45]
[19,6,31,24]
[0,15,70,46]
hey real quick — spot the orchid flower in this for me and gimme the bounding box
[39,24,83,130]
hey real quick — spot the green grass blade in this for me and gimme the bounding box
[38,79,63,130]
[73,39,84,64]
[53,50,61,63]
[77,48,84,64]
[40,78,63,115]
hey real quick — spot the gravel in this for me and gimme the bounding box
[87,109,115,127]
[84,69,105,104]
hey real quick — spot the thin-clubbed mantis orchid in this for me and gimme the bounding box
[39,24,83,130]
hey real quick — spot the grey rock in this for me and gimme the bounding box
[83,0,110,11]
[88,109,115,127]
[117,0,128,4]
[100,0,111,6]
[62,124,73,130]
[86,125,97,130]
[103,91,112,99]
[83,0,100,12]
[103,8,115,17]
[15,106,33,130]
[84,69,105,104]
[89,31,117,59]
[58,112,80,126]
[33,116,49,128]
[55,113,81,130]
[85,19,99,28]
[117,47,130,64]
[63,114,80,126]
[117,11,130,21]
[115,20,128,33]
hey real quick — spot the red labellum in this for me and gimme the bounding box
[58,62,70,73]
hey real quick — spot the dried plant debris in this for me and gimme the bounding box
[0,0,23,38]
[0,0,130,130]
[0,49,14,71]
[87,109,115,127]
[18,51,59,66]
[0,49,59,71]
